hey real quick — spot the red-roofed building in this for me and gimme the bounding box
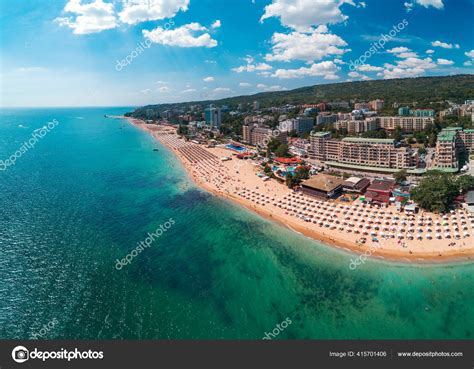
[236,152,252,159]
[274,157,302,165]
[365,179,396,204]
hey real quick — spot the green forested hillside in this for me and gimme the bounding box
[129,74,474,118]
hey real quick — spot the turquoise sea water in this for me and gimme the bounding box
[0,107,473,339]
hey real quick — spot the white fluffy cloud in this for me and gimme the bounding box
[464,50,474,66]
[387,47,410,53]
[348,71,370,80]
[379,47,439,79]
[143,23,217,47]
[380,56,437,79]
[405,0,444,11]
[414,0,444,9]
[239,82,252,87]
[437,58,454,65]
[55,0,118,34]
[396,57,437,69]
[118,0,189,25]
[425,49,435,54]
[356,64,383,72]
[265,26,349,63]
[431,40,459,49]
[256,84,286,91]
[232,56,272,73]
[387,47,418,59]
[56,0,193,34]
[261,0,360,32]
[203,76,215,82]
[213,87,231,93]
[271,61,340,79]
[211,20,221,29]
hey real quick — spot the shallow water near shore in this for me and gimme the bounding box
[1,107,474,339]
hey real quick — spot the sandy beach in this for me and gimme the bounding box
[126,118,474,263]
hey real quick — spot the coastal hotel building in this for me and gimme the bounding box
[434,127,474,171]
[309,132,418,172]
[242,124,287,146]
[334,116,434,134]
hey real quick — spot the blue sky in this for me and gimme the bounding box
[1,0,473,107]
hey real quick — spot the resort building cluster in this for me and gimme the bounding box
[139,95,474,219]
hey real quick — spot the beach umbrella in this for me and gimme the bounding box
[417,234,422,239]
[397,233,404,238]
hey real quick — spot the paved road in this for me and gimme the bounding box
[467,159,474,177]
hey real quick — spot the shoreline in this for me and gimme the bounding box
[124,117,474,264]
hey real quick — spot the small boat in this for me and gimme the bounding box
[153,148,159,152]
